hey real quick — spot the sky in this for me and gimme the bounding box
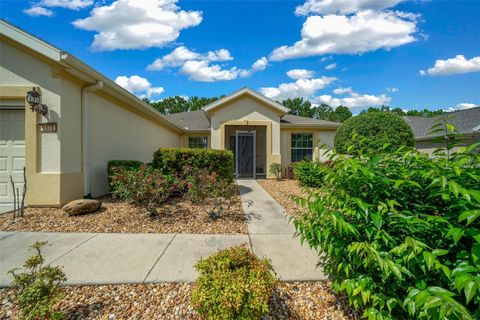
[1,0,479,112]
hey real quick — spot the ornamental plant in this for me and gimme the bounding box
[9,241,66,320]
[110,165,179,216]
[293,123,480,319]
[184,166,238,220]
[334,112,414,154]
[293,160,327,188]
[269,163,282,180]
[191,246,277,319]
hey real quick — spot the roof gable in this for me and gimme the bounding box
[203,87,289,115]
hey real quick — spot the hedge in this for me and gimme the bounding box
[293,160,325,188]
[107,160,143,189]
[334,112,414,154]
[152,148,234,181]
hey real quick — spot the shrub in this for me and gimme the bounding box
[9,241,66,320]
[334,112,414,154]
[293,160,325,188]
[191,246,277,319]
[107,160,143,189]
[152,148,234,182]
[293,133,480,319]
[110,165,178,215]
[269,163,282,180]
[184,166,238,220]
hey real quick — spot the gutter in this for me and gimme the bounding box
[82,80,104,198]
[280,123,341,129]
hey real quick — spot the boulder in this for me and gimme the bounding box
[62,199,101,216]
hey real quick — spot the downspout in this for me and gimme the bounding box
[82,80,103,198]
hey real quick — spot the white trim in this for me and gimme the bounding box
[235,130,256,179]
[203,87,289,115]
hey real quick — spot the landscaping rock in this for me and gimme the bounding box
[62,199,101,216]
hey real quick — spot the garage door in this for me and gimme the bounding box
[0,109,25,212]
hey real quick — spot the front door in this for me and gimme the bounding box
[236,132,255,178]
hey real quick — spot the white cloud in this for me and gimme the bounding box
[387,87,399,92]
[286,69,315,80]
[295,0,405,15]
[270,10,417,61]
[444,103,479,112]
[40,0,93,10]
[259,76,337,101]
[23,6,54,17]
[317,92,391,108]
[148,46,267,82]
[325,63,337,70]
[333,87,353,95]
[114,75,164,98]
[73,0,202,51]
[320,56,332,62]
[147,46,232,71]
[420,55,480,76]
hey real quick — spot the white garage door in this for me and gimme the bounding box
[0,109,25,212]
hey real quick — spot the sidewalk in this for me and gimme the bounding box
[0,180,325,287]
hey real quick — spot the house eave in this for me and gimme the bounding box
[280,123,341,129]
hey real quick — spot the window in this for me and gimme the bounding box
[291,133,313,162]
[188,136,208,149]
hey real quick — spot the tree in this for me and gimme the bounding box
[332,106,352,122]
[314,104,334,120]
[334,112,415,154]
[361,106,444,117]
[282,98,314,118]
[148,95,222,114]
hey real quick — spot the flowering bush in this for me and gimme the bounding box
[293,129,480,319]
[110,165,179,215]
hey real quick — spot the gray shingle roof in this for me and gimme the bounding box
[162,110,211,131]
[162,110,341,131]
[404,107,480,139]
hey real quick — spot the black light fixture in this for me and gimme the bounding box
[26,87,48,116]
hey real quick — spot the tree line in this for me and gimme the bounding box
[144,95,444,123]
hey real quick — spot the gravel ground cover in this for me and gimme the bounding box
[257,179,307,218]
[0,194,246,234]
[0,281,354,320]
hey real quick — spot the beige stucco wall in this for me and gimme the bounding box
[209,95,282,177]
[1,38,182,204]
[88,92,181,197]
[415,135,480,155]
[280,128,336,175]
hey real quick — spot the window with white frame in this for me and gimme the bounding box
[291,133,313,162]
[188,136,208,149]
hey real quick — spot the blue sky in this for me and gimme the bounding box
[1,0,479,111]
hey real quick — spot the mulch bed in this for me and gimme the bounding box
[0,281,355,320]
[257,179,308,218]
[0,193,246,235]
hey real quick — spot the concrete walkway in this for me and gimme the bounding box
[1,180,324,287]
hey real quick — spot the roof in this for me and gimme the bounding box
[163,110,211,132]
[203,87,289,115]
[281,114,341,128]
[0,19,183,133]
[164,109,340,131]
[404,107,480,140]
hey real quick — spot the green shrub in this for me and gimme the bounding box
[110,165,178,215]
[192,246,277,319]
[107,160,143,189]
[334,112,414,154]
[152,148,234,182]
[9,241,66,320]
[293,132,480,319]
[269,163,282,180]
[293,160,325,188]
[184,166,238,220]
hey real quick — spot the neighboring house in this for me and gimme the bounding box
[404,107,480,154]
[0,20,339,211]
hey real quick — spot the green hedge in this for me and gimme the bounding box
[293,160,326,188]
[334,112,414,154]
[107,160,143,189]
[152,148,234,181]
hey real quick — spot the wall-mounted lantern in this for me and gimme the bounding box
[26,87,48,116]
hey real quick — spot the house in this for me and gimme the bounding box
[0,20,339,211]
[404,107,480,154]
